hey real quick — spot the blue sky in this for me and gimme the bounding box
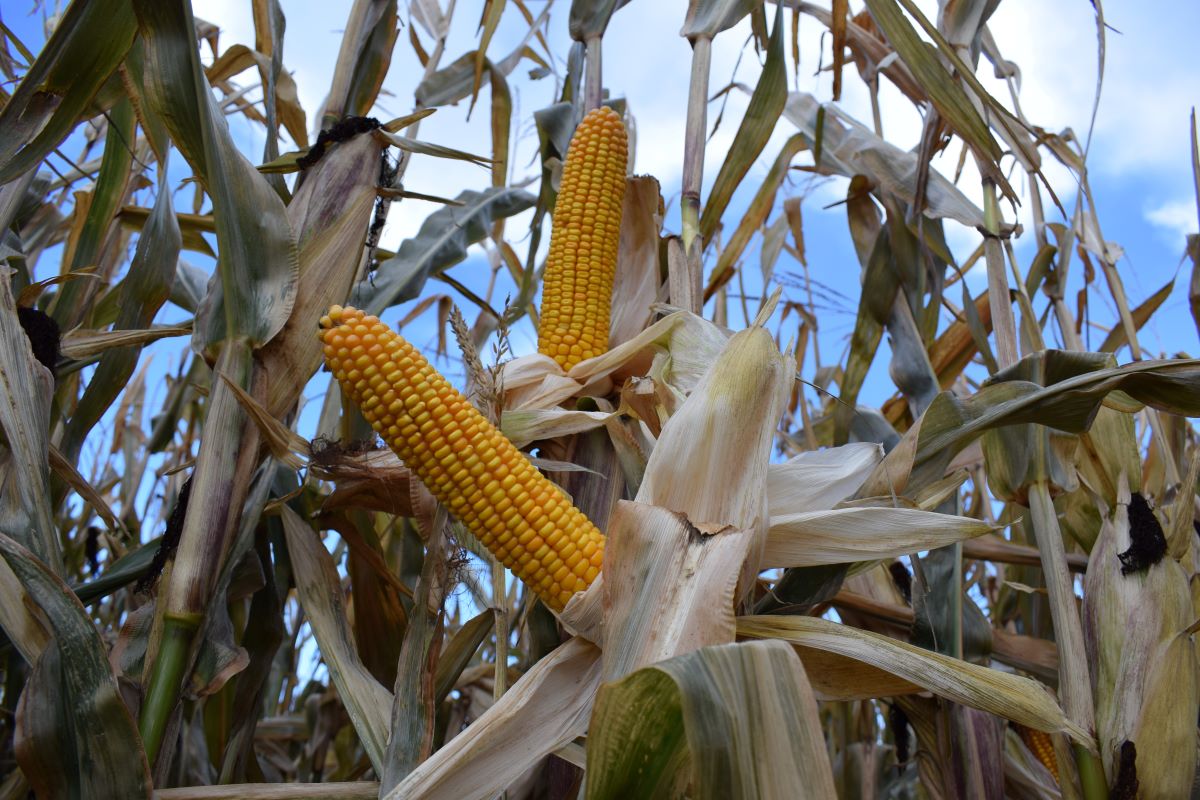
[6,0,1200,471]
[183,0,1200,370]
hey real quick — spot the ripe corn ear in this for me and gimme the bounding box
[1016,724,1059,783]
[319,305,605,611]
[538,106,628,372]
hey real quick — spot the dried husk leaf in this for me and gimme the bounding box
[310,446,416,517]
[258,130,384,418]
[609,175,664,350]
[498,311,733,414]
[386,637,602,800]
[766,442,882,517]
[501,407,614,448]
[568,310,733,393]
[637,325,792,535]
[600,500,752,681]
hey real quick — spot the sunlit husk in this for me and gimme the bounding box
[637,323,792,535]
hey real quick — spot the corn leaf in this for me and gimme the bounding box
[911,351,1200,490]
[784,93,984,227]
[0,0,136,184]
[699,3,787,245]
[133,0,298,349]
[568,0,634,40]
[0,532,151,799]
[1098,276,1174,354]
[861,0,1000,164]
[681,0,759,40]
[356,186,535,315]
[59,171,182,463]
[50,98,136,330]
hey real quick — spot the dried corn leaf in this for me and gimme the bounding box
[738,615,1090,744]
[204,43,307,148]
[861,0,1001,166]
[790,645,922,701]
[279,505,392,774]
[134,0,298,349]
[699,4,787,245]
[0,274,59,566]
[1098,276,1173,355]
[909,351,1200,493]
[356,187,535,315]
[59,325,191,360]
[569,0,633,40]
[117,206,215,257]
[681,0,758,40]
[784,93,984,227]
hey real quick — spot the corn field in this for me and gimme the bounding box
[2,0,1199,797]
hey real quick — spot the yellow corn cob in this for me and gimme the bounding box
[1016,724,1059,783]
[319,305,605,610]
[538,106,628,372]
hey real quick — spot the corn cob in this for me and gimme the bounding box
[319,305,605,610]
[1016,724,1059,783]
[538,106,628,372]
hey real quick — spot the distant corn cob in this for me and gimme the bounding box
[538,106,628,372]
[1015,724,1059,783]
[320,305,605,610]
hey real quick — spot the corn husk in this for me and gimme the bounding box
[1082,479,1199,795]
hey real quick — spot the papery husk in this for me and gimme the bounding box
[762,505,994,568]
[385,637,602,800]
[601,317,793,682]
[498,310,733,412]
[608,175,664,350]
[636,323,792,535]
[1082,479,1199,795]
[766,442,882,516]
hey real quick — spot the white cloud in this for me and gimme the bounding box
[1145,198,1198,245]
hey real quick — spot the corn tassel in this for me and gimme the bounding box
[538,106,628,372]
[320,305,605,610]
